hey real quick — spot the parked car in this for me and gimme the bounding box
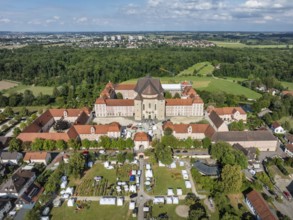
[182,150,188,153]
[42,207,50,216]
[175,150,181,153]
[283,191,292,201]
[130,193,138,199]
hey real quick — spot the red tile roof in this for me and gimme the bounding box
[105,99,134,106]
[246,190,277,220]
[95,97,106,104]
[271,121,281,129]
[17,131,77,142]
[73,122,121,134]
[24,152,50,161]
[114,84,136,90]
[285,144,293,153]
[209,107,246,115]
[282,90,293,96]
[163,122,215,138]
[134,132,150,141]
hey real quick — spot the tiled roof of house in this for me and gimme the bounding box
[24,152,50,161]
[285,133,293,143]
[105,99,134,106]
[209,107,246,115]
[282,90,293,96]
[0,136,12,148]
[246,190,277,220]
[0,152,22,160]
[73,122,121,134]
[17,130,78,142]
[134,132,150,141]
[163,122,215,138]
[209,111,224,129]
[285,144,293,153]
[182,86,198,98]
[271,121,281,129]
[212,130,277,142]
[134,76,164,96]
[114,84,136,90]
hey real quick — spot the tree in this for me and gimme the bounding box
[125,138,134,149]
[67,139,80,150]
[43,139,55,151]
[173,92,180,99]
[161,135,178,148]
[117,153,126,164]
[56,140,67,151]
[220,165,242,193]
[164,91,172,99]
[19,107,29,117]
[155,142,173,165]
[99,136,111,149]
[68,153,85,178]
[13,127,22,137]
[164,127,173,136]
[3,107,14,117]
[82,139,91,150]
[116,92,123,99]
[25,208,40,220]
[126,153,134,162]
[31,138,44,151]
[8,138,22,152]
[202,137,211,149]
[185,193,199,206]
[188,207,206,220]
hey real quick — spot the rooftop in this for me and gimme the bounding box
[212,130,277,142]
[24,152,50,161]
[208,106,246,115]
[192,160,219,176]
[134,132,150,141]
[209,111,224,129]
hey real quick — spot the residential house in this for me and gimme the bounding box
[207,106,247,123]
[246,190,277,220]
[212,130,278,151]
[233,143,257,161]
[0,152,23,165]
[133,132,150,151]
[271,121,285,134]
[284,144,293,157]
[0,198,13,220]
[0,137,12,150]
[285,133,293,144]
[23,152,51,165]
[15,182,43,209]
[163,121,215,140]
[0,169,36,198]
[208,111,229,132]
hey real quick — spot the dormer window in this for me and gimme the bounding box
[63,110,68,118]
[188,126,192,133]
[90,126,96,134]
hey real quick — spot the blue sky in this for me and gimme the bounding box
[0,0,292,31]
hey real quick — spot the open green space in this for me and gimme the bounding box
[4,84,54,96]
[152,204,187,220]
[51,201,132,220]
[151,165,190,195]
[281,81,293,90]
[211,41,293,49]
[178,62,214,76]
[122,76,261,99]
[70,163,137,196]
[278,116,293,130]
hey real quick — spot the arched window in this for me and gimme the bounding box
[63,110,68,117]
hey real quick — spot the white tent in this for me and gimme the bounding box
[145,181,151,186]
[61,176,67,182]
[117,197,124,206]
[177,188,183,196]
[65,187,74,195]
[143,207,150,212]
[179,161,184,167]
[185,180,192,189]
[61,181,67,189]
[182,170,188,179]
[131,170,137,175]
[167,189,174,196]
[137,170,141,176]
[145,170,153,178]
[129,185,137,193]
[173,196,179,204]
[104,161,109,168]
[67,198,75,207]
[153,197,165,204]
[170,162,176,169]
[100,197,116,205]
[159,161,165,167]
[146,164,151,170]
[166,197,173,204]
[129,201,136,210]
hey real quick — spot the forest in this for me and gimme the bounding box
[0,46,293,87]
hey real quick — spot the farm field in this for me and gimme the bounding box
[178,61,214,76]
[70,163,138,196]
[0,80,19,90]
[51,201,132,220]
[122,76,261,99]
[151,165,190,195]
[3,84,54,96]
[211,41,293,48]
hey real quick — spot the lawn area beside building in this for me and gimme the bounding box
[151,204,187,220]
[51,201,132,220]
[151,165,190,195]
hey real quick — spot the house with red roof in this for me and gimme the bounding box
[133,132,150,151]
[207,106,247,123]
[271,121,285,134]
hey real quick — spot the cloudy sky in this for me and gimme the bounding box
[0,0,292,31]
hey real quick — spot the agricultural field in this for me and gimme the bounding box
[4,84,54,96]
[211,41,293,48]
[71,163,138,196]
[51,201,133,220]
[122,76,261,99]
[0,80,19,91]
[150,165,190,195]
[178,62,214,76]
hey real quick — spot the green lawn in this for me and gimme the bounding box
[122,76,261,99]
[211,41,293,48]
[51,202,132,220]
[4,84,54,96]
[152,204,187,220]
[151,165,190,195]
[281,81,293,90]
[178,62,214,76]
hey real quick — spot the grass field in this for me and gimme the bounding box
[152,204,187,220]
[0,80,19,90]
[4,84,54,96]
[281,81,293,90]
[122,76,261,99]
[211,41,293,48]
[151,165,190,195]
[178,62,214,76]
[51,202,133,220]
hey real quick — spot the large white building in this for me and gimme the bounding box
[95,76,204,121]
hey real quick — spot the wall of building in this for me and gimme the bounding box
[172,132,206,140]
[115,90,137,99]
[166,103,204,117]
[225,140,278,151]
[134,141,150,151]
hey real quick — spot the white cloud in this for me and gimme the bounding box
[75,17,88,23]
[264,15,273,20]
[53,16,60,20]
[0,18,10,23]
